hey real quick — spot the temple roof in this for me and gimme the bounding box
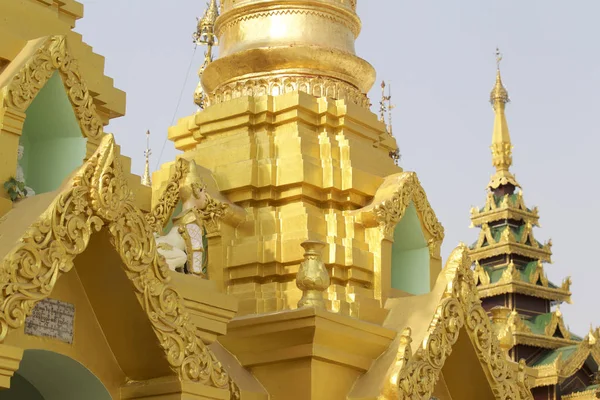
[532,330,600,389]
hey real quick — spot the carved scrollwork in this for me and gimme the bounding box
[0,135,239,398]
[198,194,228,235]
[392,245,533,400]
[3,35,104,142]
[145,159,190,233]
[373,172,445,241]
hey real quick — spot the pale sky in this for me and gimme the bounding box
[75,0,600,335]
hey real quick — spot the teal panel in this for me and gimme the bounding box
[20,72,86,195]
[390,202,431,295]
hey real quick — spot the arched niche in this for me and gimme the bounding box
[390,202,431,295]
[19,71,86,195]
[0,349,110,400]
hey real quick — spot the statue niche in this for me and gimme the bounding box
[155,161,209,277]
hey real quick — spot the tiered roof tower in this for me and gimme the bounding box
[469,54,600,399]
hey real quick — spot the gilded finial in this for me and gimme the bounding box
[194,0,219,47]
[193,0,220,109]
[488,48,519,189]
[490,48,509,108]
[142,130,152,187]
[379,81,388,123]
[296,240,330,309]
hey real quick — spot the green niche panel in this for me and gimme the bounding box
[0,350,111,400]
[20,71,86,195]
[390,202,431,295]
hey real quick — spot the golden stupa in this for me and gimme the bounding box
[0,0,548,399]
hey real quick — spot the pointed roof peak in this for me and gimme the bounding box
[488,48,519,190]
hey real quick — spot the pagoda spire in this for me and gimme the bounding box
[488,48,519,191]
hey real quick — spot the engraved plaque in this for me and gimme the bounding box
[24,298,75,344]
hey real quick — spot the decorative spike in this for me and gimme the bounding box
[488,48,520,190]
[142,130,152,187]
[193,0,220,109]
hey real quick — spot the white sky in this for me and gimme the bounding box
[75,0,600,335]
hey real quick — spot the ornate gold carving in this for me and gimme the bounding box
[208,75,370,109]
[530,260,549,286]
[2,35,104,142]
[296,240,330,309]
[427,238,442,260]
[380,328,413,400]
[500,261,521,283]
[508,311,531,334]
[544,308,571,339]
[146,159,190,232]
[561,276,572,292]
[473,261,491,286]
[390,245,532,399]
[198,195,228,235]
[0,135,239,398]
[373,172,445,240]
[557,330,600,380]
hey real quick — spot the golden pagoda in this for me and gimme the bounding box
[469,51,600,400]
[0,1,539,399]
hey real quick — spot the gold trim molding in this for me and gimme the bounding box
[208,75,370,109]
[0,135,239,398]
[216,5,361,38]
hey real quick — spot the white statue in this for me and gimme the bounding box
[154,161,208,276]
[155,227,188,272]
[16,145,35,197]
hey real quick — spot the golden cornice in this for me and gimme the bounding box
[207,74,370,109]
[562,388,600,400]
[477,279,572,303]
[0,135,239,398]
[512,333,579,350]
[470,242,552,264]
[1,35,105,144]
[470,192,539,227]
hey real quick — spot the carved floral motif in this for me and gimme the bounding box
[2,35,104,142]
[208,75,370,109]
[373,172,445,242]
[145,159,190,233]
[0,135,239,398]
